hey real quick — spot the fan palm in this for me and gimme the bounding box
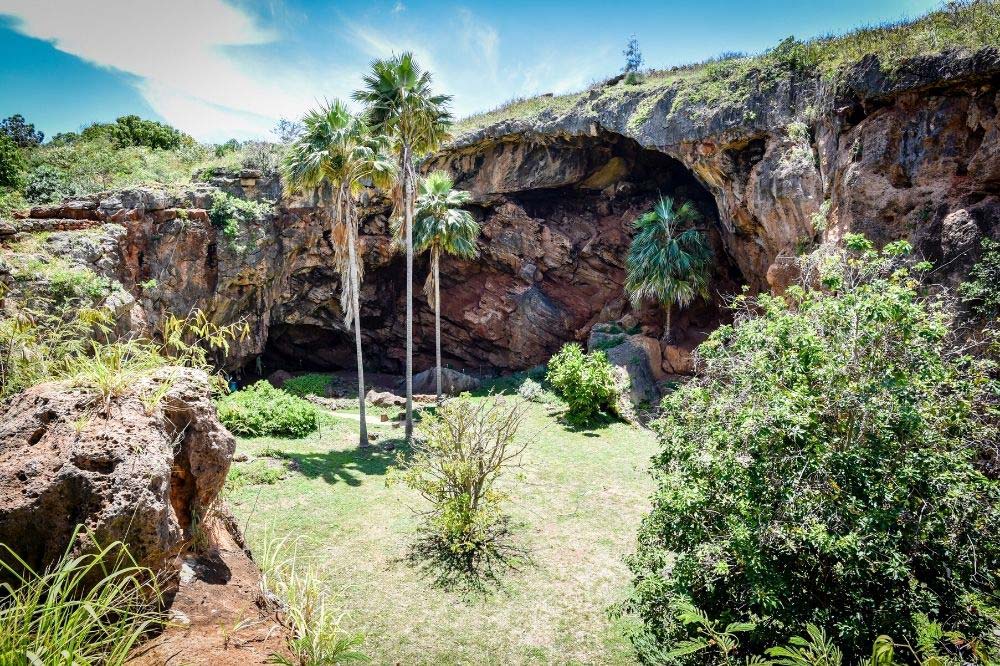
[280,100,396,448]
[354,52,452,443]
[625,196,713,342]
[409,171,480,402]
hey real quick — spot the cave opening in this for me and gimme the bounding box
[251,130,743,381]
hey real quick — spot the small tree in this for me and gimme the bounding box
[623,35,644,81]
[625,196,712,342]
[390,395,528,577]
[411,171,480,402]
[1,114,44,148]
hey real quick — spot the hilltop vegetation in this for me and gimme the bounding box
[455,0,999,134]
[0,112,284,217]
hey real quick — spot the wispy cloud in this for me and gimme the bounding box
[1,0,616,139]
[0,0,347,141]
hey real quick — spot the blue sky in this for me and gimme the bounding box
[0,0,940,143]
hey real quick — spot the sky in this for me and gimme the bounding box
[0,0,941,143]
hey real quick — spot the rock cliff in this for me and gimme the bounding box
[2,48,997,377]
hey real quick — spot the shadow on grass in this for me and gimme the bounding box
[263,438,412,487]
[401,519,532,596]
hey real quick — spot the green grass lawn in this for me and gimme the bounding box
[225,397,658,665]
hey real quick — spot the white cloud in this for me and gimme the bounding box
[1,0,617,138]
[0,0,349,141]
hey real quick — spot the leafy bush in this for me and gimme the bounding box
[960,237,1000,319]
[109,115,189,150]
[546,343,621,424]
[624,239,1000,663]
[209,191,273,240]
[24,164,78,204]
[389,395,528,576]
[0,529,163,665]
[216,381,318,438]
[282,373,333,397]
[517,377,545,402]
[240,140,283,173]
[0,134,27,189]
[0,187,26,217]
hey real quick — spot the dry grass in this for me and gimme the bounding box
[226,399,658,664]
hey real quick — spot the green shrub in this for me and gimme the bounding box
[623,239,1000,663]
[216,381,318,438]
[517,377,545,402]
[109,115,189,150]
[960,237,1000,319]
[24,164,77,204]
[282,373,333,397]
[0,134,27,189]
[209,191,272,240]
[0,529,164,665]
[227,459,287,488]
[389,395,528,577]
[0,187,26,218]
[546,343,620,424]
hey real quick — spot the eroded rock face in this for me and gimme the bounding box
[0,368,234,577]
[3,50,997,380]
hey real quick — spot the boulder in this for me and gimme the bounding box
[587,322,627,351]
[267,369,293,388]
[412,367,481,395]
[662,344,696,375]
[0,367,234,579]
[366,389,406,407]
[604,339,660,405]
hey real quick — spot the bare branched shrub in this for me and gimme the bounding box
[390,394,529,583]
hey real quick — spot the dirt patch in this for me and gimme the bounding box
[130,514,293,665]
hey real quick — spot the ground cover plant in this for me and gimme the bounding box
[226,396,657,664]
[216,381,319,438]
[623,236,1000,663]
[282,373,335,397]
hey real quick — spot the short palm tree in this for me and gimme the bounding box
[411,171,480,402]
[625,196,713,342]
[354,52,452,443]
[281,100,395,448]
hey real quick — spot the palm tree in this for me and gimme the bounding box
[281,100,395,448]
[625,196,713,343]
[411,171,480,403]
[354,52,452,443]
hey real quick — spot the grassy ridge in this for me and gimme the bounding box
[455,0,1000,135]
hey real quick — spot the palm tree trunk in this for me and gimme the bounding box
[433,247,442,404]
[663,305,673,345]
[403,146,414,443]
[348,228,368,448]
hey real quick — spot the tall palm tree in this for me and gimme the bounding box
[354,52,452,443]
[281,100,395,448]
[411,171,480,403]
[625,196,713,343]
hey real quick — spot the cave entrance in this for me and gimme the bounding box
[249,130,742,380]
